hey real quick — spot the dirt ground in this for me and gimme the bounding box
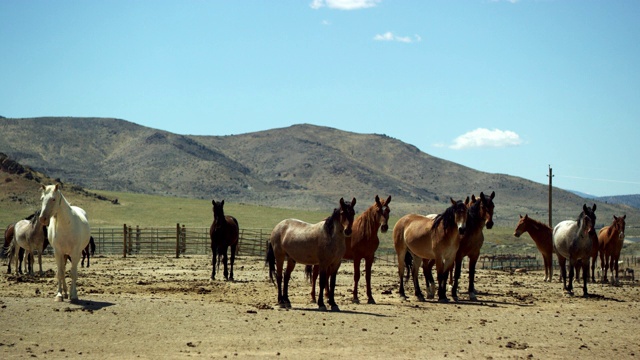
[1,254,638,359]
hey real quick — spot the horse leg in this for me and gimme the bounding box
[411,254,425,302]
[222,248,229,280]
[38,252,43,276]
[423,259,436,299]
[352,257,361,304]
[69,253,82,303]
[558,255,567,292]
[581,259,589,298]
[543,254,550,282]
[468,255,479,301]
[229,243,237,281]
[275,257,285,307]
[566,259,575,296]
[283,260,295,309]
[54,252,67,301]
[310,265,319,303]
[396,250,407,299]
[210,250,217,281]
[590,254,596,283]
[451,255,462,301]
[364,256,375,304]
[435,258,449,303]
[603,253,611,283]
[318,268,328,311]
[328,266,340,311]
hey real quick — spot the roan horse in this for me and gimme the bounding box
[514,214,554,282]
[393,198,468,302]
[9,210,47,276]
[450,191,495,301]
[308,195,391,304]
[267,197,356,311]
[39,184,91,303]
[552,204,597,297]
[598,214,626,284]
[209,199,239,281]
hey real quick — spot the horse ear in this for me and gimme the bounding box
[583,204,588,213]
[490,191,495,199]
[54,183,59,191]
[351,197,356,207]
[212,199,215,205]
[221,200,224,206]
[592,204,597,212]
[623,214,626,220]
[450,197,456,205]
[385,195,392,204]
[471,194,477,202]
[339,197,345,207]
[41,184,46,191]
[375,195,381,206]
[519,214,523,219]
[464,196,470,206]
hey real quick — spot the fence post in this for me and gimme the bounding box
[128,226,133,255]
[136,226,141,254]
[176,223,180,258]
[123,224,127,258]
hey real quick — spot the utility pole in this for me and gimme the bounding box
[547,165,554,227]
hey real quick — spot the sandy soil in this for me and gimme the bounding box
[1,254,639,359]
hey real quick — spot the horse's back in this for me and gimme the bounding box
[271,218,330,265]
[553,220,590,259]
[394,214,436,257]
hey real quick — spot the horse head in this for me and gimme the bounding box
[212,199,226,229]
[479,191,495,229]
[613,214,626,239]
[513,214,528,237]
[39,184,61,226]
[582,204,597,236]
[579,211,594,237]
[451,197,468,236]
[375,195,392,233]
[339,197,357,237]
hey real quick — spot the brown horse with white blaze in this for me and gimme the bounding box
[451,191,495,301]
[393,198,468,302]
[598,214,626,284]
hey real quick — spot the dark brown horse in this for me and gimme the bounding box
[598,214,626,284]
[514,214,554,282]
[451,191,495,301]
[209,199,239,281]
[267,197,356,311]
[308,195,391,305]
[393,198,468,302]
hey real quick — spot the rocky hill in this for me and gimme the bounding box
[0,117,637,227]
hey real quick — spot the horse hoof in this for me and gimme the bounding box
[54,295,63,302]
[318,305,328,311]
[330,305,340,312]
[438,297,450,303]
[351,298,360,304]
[70,298,80,304]
[469,293,478,301]
[367,298,376,305]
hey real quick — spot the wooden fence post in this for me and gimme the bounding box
[123,224,127,258]
[176,223,180,258]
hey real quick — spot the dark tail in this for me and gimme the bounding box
[266,241,275,284]
[89,236,96,255]
[404,251,413,284]
[305,265,313,283]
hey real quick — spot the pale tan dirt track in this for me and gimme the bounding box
[1,255,639,359]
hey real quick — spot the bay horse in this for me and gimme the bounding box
[10,210,47,276]
[267,197,356,311]
[39,184,91,303]
[451,191,495,301]
[514,214,554,282]
[393,198,468,302]
[81,236,96,268]
[209,199,239,281]
[552,204,596,297]
[598,214,626,284]
[308,195,391,304]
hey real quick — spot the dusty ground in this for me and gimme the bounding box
[1,254,639,359]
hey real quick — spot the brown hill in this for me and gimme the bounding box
[1,117,637,227]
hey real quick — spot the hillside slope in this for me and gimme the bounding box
[1,117,637,226]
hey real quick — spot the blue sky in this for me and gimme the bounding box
[1,0,639,196]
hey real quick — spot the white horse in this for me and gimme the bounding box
[553,204,596,297]
[10,210,47,276]
[39,184,91,303]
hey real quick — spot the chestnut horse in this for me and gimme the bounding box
[209,199,239,281]
[451,191,495,301]
[393,198,468,302]
[553,204,596,297]
[598,214,626,284]
[308,195,391,304]
[267,197,356,311]
[514,214,554,282]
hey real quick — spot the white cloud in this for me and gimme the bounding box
[374,32,422,43]
[449,128,522,150]
[310,0,381,10]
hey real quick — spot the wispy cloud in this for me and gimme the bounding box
[449,128,522,150]
[374,32,422,43]
[310,0,381,10]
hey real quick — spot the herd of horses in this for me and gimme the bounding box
[2,185,629,311]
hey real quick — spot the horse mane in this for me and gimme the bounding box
[524,215,551,231]
[433,202,459,231]
[465,200,483,231]
[27,210,41,225]
[353,204,378,242]
[323,208,341,235]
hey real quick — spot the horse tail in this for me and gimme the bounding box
[305,265,313,283]
[404,251,413,284]
[89,236,96,255]
[266,241,276,284]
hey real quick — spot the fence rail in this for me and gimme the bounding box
[87,225,640,274]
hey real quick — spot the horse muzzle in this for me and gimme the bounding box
[486,220,494,230]
[458,225,466,236]
[381,224,389,233]
[344,228,353,237]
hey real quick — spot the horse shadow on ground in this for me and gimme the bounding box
[73,299,116,311]
[286,306,391,318]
